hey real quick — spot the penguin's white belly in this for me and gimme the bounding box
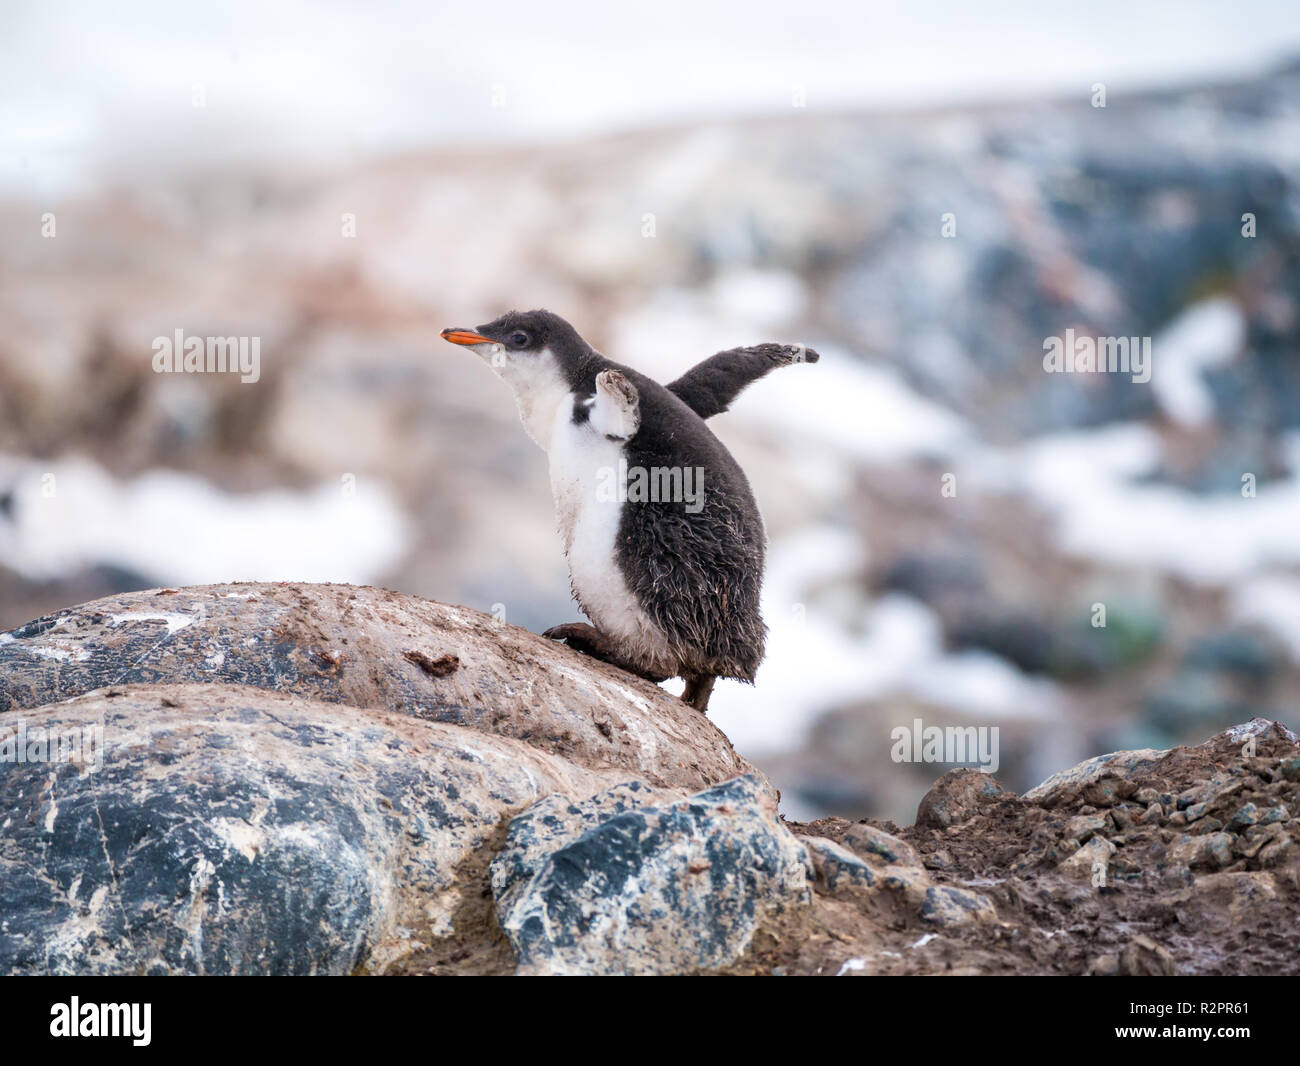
[547,410,675,669]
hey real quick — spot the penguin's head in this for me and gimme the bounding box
[440,309,592,390]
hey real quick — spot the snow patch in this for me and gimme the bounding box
[708,526,1059,757]
[1150,297,1245,427]
[0,454,410,587]
[990,424,1300,583]
[108,612,195,636]
[1229,574,1300,662]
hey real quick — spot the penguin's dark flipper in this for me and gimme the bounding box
[666,343,820,420]
[681,674,716,713]
[542,622,671,683]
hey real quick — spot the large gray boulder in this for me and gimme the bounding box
[0,584,816,976]
[0,582,750,792]
[0,684,617,975]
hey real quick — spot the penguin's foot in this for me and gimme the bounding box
[682,674,716,714]
[541,621,611,658]
[541,622,670,683]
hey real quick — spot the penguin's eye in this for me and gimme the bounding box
[508,330,530,349]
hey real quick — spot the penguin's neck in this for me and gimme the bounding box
[499,348,575,450]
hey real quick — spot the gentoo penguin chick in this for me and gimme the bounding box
[440,310,818,712]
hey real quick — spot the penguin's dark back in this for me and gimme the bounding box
[594,359,767,680]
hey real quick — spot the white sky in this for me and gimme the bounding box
[3,0,1300,196]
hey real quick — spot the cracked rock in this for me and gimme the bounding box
[490,775,811,975]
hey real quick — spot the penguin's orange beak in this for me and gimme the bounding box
[441,328,495,345]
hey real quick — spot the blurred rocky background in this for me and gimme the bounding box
[4,1,1300,824]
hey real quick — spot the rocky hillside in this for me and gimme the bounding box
[1,584,1296,975]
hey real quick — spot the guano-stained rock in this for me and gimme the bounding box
[0,582,755,793]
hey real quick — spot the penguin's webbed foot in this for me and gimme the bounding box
[542,622,669,683]
[542,622,611,658]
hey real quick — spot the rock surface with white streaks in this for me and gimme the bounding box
[0,582,752,793]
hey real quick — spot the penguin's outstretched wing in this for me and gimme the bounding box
[665,343,819,419]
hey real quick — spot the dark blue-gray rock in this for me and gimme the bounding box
[491,775,811,975]
[489,780,674,917]
[0,582,754,792]
[802,836,877,893]
[839,822,920,867]
[1167,831,1235,871]
[1176,776,1244,811]
[0,683,617,975]
[1226,802,1258,830]
[802,832,997,930]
